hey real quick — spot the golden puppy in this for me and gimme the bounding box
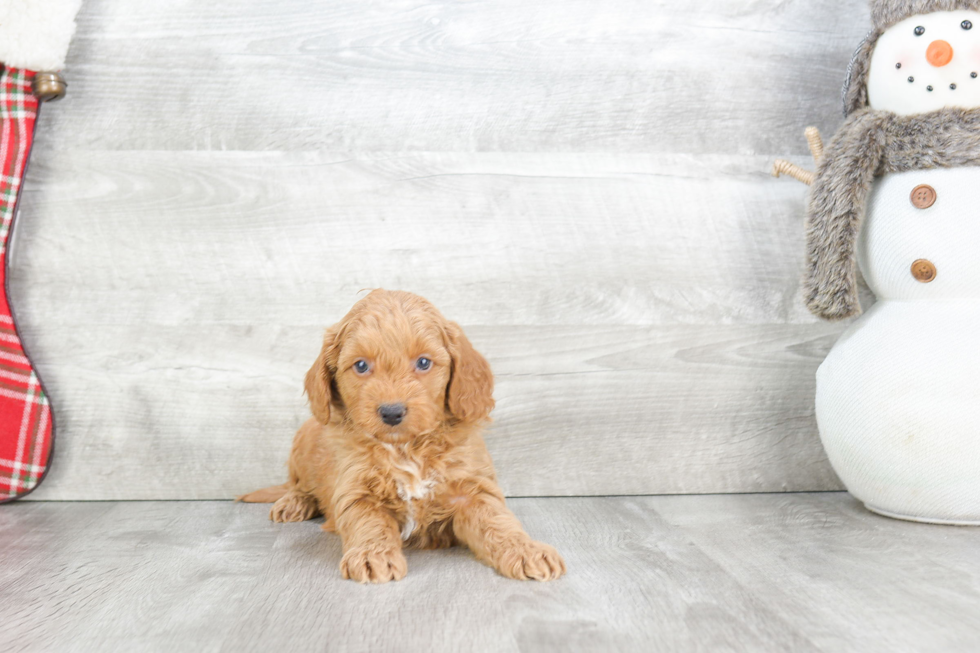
[241,290,565,583]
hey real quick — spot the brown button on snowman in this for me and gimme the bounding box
[775,0,980,524]
[910,184,937,209]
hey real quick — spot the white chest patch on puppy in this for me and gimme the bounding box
[384,444,437,540]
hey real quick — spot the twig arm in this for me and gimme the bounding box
[771,159,815,186]
[805,126,824,162]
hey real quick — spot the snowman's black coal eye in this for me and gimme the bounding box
[972,72,978,78]
[915,26,926,36]
[951,83,958,90]
[962,20,973,30]
[908,76,915,83]
[927,85,934,91]
[896,62,902,69]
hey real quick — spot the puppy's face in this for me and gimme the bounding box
[334,311,452,441]
[305,290,494,442]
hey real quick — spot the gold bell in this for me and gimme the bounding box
[32,72,67,102]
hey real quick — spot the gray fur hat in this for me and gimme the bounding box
[872,0,980,29]
[844,0,980,115]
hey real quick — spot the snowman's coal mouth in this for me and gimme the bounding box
[903,70,979,92]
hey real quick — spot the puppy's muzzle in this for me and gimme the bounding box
[378,403,407,426]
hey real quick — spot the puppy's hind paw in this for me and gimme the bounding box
[340,546,408,584]
[497,540,566,581]
[270,491,320,523]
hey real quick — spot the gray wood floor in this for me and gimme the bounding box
[8,0,876,499]
[2,494,979,652]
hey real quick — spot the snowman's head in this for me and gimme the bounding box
[844,1,980,116]
[868,11,980,114]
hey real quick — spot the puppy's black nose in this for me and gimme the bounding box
[378,403,407,426]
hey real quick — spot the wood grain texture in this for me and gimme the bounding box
[14,151,827,327]
[44,0,871,155]
[3,495,979,652]
[7,0,877,498]
[16,322,844,499]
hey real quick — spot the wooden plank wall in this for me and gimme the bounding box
[12,0,873,499]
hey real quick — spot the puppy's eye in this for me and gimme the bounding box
[353,359,371,375]
[415,357,432,372]
[963,20,973,30]
[915,25,925,36]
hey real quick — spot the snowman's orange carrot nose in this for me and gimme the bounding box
[926,40,954,67]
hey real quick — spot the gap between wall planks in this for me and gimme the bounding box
[10,0,872,499]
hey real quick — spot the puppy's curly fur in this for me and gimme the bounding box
[241,290,565,583]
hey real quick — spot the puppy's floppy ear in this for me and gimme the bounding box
[305,327,339,424]
[445,321,495,423]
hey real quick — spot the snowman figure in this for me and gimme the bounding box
[779,0,980,524]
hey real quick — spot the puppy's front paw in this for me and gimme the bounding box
[497,540,566,581]
[340,546,408,584]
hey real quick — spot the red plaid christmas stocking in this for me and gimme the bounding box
[0,66,53,502]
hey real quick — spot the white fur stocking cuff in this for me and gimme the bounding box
[0,0,83,71]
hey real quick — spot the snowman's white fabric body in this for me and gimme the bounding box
[816,9,980,524]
